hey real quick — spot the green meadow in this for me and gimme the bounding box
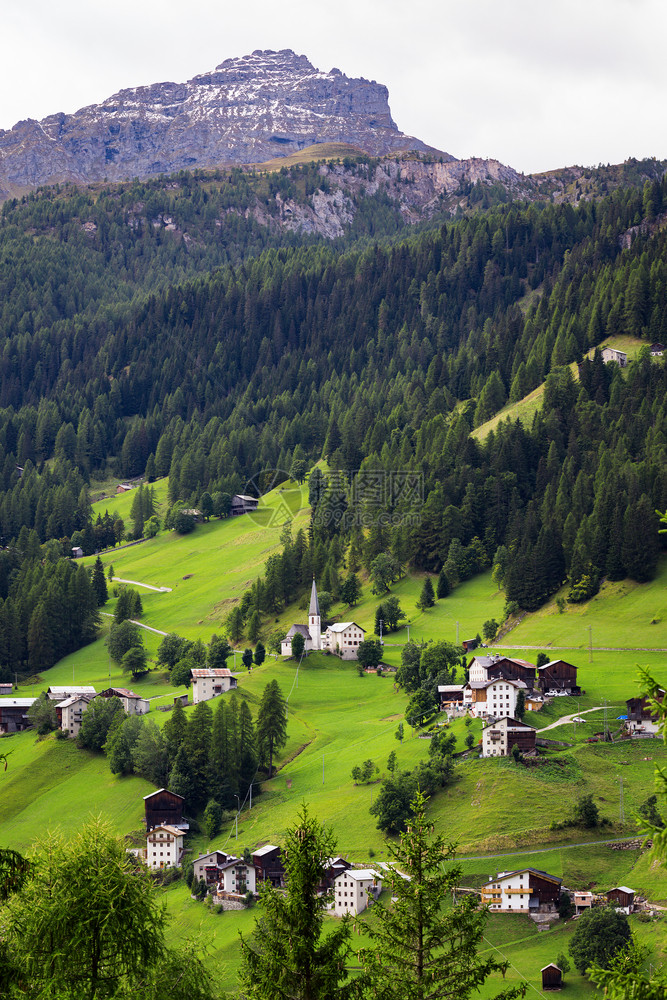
[3,474,667,996]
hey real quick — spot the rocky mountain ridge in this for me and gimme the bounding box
[0,49,439,197]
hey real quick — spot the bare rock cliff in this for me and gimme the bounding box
[0,50,442,194]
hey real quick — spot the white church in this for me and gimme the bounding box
[281,579,366,660]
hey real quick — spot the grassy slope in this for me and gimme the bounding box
[472,335,652,441]
[4,477,667,995]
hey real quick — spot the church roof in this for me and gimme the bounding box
[309,578,320,617]
[285,624,312,640]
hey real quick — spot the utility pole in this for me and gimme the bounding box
[619,775,625,824]
[235,794,240,839]
[407,624,410,642]
[249,783,252,810]
[379,620,384,646]
[587,625,593,663]
[456,621,460,645]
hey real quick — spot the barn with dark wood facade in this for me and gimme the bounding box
[537,660,580,695]
[0,698,36,733]
[144,788,188,832]
[606,886,635,912]
[487,657,537,690]
[626,692,663,722]
[252,844,285,886]
[541,964,563,990]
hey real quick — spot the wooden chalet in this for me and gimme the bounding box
[537,660,580,696]
[461,637,479,653]
[626,692,663,722]
[606,886,635,912]
[0,697,36,733]
[468,655,536,690]
[437,684,467,710]
[144,788,188,832]
[321,856,353,891]
[650,343,664,356]
[541,965,563,991]
[230,494,259,516]
[252,844,285,886]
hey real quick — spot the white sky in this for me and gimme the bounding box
[1,0,665,175]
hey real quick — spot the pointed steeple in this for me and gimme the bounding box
[309,578,320,617]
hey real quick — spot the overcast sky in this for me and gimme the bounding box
[2,0,665,174]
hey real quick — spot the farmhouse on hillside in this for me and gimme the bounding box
[252,844,285,886]
[0,697,36,733]
[58,693,95,737]
[467,677,528,719]
[193,850,257,893]
[322,621,366,659]
[468,654,537,690]
[482,717,537,757]
[601,346,627,366]
[480,868,562,913]
[144,788,189,832]
[606,886,635,913]
[145,824,184,869]
[47,685,97,701]
[230,493,259,516]
[191,668,237,704]
[332,868,382,916]
[651,342,664,356]
[98,687,150,714]
[537,660,580,696]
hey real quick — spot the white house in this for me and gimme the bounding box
[191,668,237,704]
[468,678,527,719]
[482,716,537,757]
[216,857,257,894]
[146,824,184,869]
[59,694,95,737]
[332,868,382,916]
[480,868,562,913]
[601,347,628,367]
[323,622,366,659]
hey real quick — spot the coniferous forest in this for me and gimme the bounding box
[0,158,665,682]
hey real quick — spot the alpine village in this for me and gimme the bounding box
[1,43,667,1000]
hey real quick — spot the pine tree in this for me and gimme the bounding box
[360,791,522,1000]
[91,556,108,607]
[436,567,450,599]
[257,680,288,777]
[238,804,358,1000]
[416,576,435,611]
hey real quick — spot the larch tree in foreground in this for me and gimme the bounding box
[359,790,525,1000]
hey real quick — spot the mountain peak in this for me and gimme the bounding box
[0,51,439,195]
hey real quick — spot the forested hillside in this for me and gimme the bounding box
[0,161,666,682]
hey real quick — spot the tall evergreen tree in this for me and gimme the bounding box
[257,680,288,777]
[360,791,522,1000]
[91,556,108,607]
[238,804,359,1000]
